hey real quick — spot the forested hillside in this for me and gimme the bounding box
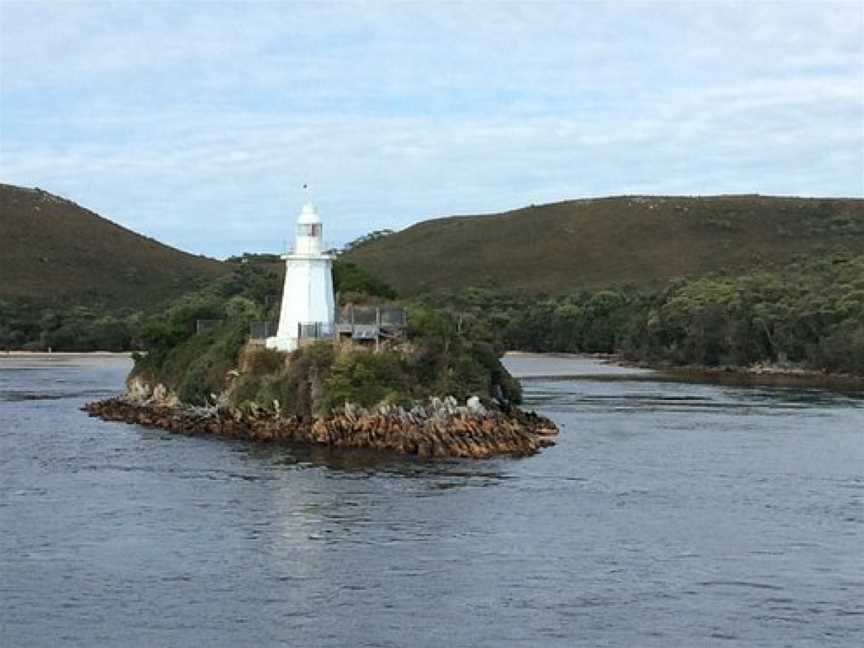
[415,253,864,376]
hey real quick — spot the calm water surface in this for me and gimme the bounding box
[1,354,862,647]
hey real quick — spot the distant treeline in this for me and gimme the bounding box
[414,254,864,376]
[2,253,862,377]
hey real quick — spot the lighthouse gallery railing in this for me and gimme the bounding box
[248,306,406,342]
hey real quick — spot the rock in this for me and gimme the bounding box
[81,396,559,460]
[125,376,152,403]
[466,396,486,415]
[151,383,179,407]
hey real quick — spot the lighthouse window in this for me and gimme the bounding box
[298,224,321,237]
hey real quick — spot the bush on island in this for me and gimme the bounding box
[130,299,522,417]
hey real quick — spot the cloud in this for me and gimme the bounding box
[1,1,862,257]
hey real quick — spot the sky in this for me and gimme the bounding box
[1,1,863,259]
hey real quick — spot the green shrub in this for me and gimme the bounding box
[323,348,412,409]
[244,346,284,375]
[333,259,397,299]
[257,343,336,418]
[809,321,864,375]
[133,320,247,405]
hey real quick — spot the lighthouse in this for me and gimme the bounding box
[266,199,335,352]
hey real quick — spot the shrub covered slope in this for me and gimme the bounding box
[0,183,227,306]
[344,195,864,295]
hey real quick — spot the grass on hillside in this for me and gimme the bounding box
[0,183,228,308]
[344,195,864,295]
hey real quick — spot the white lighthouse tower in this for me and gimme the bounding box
[266,199,335,352]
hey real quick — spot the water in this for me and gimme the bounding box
[1,354,862,647]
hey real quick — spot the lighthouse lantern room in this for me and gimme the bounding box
[266,199,335,352]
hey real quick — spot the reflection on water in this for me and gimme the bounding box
[1,355,862,647]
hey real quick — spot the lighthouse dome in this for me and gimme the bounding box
[297,201,321,225]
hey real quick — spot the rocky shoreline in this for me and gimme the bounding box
[82,396,559,459]
[598,354,864,389]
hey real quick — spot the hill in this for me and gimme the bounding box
[343,195,864,295]
[0,183,228,308]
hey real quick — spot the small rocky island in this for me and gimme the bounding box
[84,198,558,459]
[83,341,558,459]
[84,392,557,459]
